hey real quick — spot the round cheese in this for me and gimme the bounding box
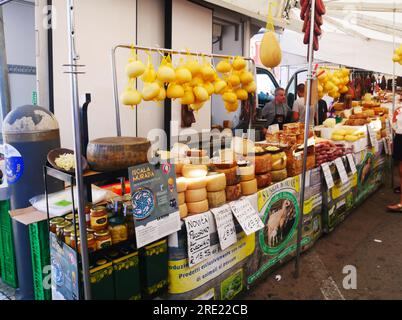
[215,166,238,186]
[225,183,241,202]
[179,203,188,219]
[253,154,272,174]
[176,177,188,193]
[174,158,190,174]
[271,152,287,171]
[239,173,255,182]
[240,179,258,196]
[182,164,208,178]
[207,190,226,208]
[206,173,227,192]
[271,168,288,182]
[187,199,209,215]
[185,188,207,203]
[238,165,255,182]
[186,177,208,190]
[256,173,272,189]
[178,192,186,205]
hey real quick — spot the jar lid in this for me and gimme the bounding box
[91,206,106,213]
[87,234,95,241]
[63,225,75,233]
[109,216,125,226]
[96,259,107,266]
[95,230,110,237]
[86,227,95,233]
[56,221,72,228]
[50,217,65,224]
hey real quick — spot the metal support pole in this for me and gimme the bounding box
[295,0,316,278]
[0,7,11,129]
[391,4,396,189]
[66,0,91,300]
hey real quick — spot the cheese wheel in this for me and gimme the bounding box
[189,156,210,165]
[225,183,242,202]
[187,199,209,215]
[185,188,207,203]
[240,179,258,196]
[207,190,226,208]
[179,203,188,219]
[256,173,272,189]
[238,165,255,182]
[174,158,190,174]
[178,192,186,205]
[215,166,238,186]
[271,152,287,171]
[186,177,208,190]
[176,177,188,193]
[271,168,288,182]
[239,173,255,182]
[206,173,227,192]
[253,154,272,174]
[182,164,208,178]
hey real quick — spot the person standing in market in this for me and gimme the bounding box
[387,101,402,212]
[261,87,292,134]
[292,83,316,126]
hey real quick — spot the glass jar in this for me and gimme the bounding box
[86,227,96,236]
[108,217,128,245]
[87,234,97,253]
[85,203,93,226]
[49,217,65,233]
[65,213,79,224]
[95,230,112,250]
[123,203,135,239]
[70,229,81,249]
[90,206,108,231]
[63,225,74,246]
[56,221,72,237]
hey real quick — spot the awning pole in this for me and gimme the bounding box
[391,3,396,190]
[295,0,316,279]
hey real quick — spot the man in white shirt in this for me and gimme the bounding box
[292,83,316,125]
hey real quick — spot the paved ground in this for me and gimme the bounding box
[244,181,402,300]
[0,279,16,300]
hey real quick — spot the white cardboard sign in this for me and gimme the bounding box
[229,198,264,236]
[211,204,237,251]
[185,212,211,267]
[321,162,335,189]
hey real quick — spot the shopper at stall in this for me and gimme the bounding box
[261,87,292,133]
[387,102,402,212]
[292,84,316,125]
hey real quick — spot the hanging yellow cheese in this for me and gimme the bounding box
[187,199,209,215]
[167,83,185,99]
[175,68,192,84]
[201,64,216,82]
[203,82,215,96]
[121,88,142,107]
[244,81,257,94]
[125,57,146,79]
[181,88,196,105]
[222,91,237,104]
[235,89,248,101]
[142,82,160,101]
[214,79,228,94]
[260,31,282,68]
[193,86,209,102]
[232,56,247,71]
[216,59,232,73]
[227,74,241,87]
[224,101,239,113]
[207,190,226,208]
[240,71,254,85]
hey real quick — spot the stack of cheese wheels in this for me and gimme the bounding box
[206,173,227,208]
[175,157,190,178]
[176,177,188,219]
[182,164,209,215]
[249,152,272,189]
[270,151,288,183]
[238,164,258,196]
[214,162,241,202]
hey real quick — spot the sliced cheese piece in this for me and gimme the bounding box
[176,177,188,193]
[179,203,188,219]
[271,168,288,182]
[178,192,185,205]
[187,199,209,215]
[215,166,238,186]
[186,177,208,190]
[206,173,227,192]
[182,164,208,178]
[225,183,242,202]
[185,188,207,203]
[240,179,258,196]
[207,190,226,208]
[256,173,272,189]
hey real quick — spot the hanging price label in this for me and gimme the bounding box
[321,162,335,189]
[367,124,379,153]
[211,204,237,251]
[334,157,349,184]
[229,198,264,236]
[346,154,357,174]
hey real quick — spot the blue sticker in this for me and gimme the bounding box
[132,188,155,220]
[4,144,24,185]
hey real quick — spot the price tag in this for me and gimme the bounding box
[334,157,348,184]
[346,154,357,174]
[184,213,211,267]
[229,198,264,236]
[367,124,379,152]
[211,204,237,251]
[321,162,335,189]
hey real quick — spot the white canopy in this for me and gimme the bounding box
[204,0,402,75]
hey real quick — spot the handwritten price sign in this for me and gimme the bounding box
[229,198,264,236]
[211,205,237,250]
[185,213,211,267]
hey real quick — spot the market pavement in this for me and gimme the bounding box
[0,280,16,300]
[244,180,402,300]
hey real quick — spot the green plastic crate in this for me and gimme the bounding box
[0,200,18,288]
[29,220,51,300]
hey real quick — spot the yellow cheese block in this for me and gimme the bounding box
[240,179,258,196]
[345,135,359,142]
[178,192,185,205]
[187,199,209,215]
[176,177,188,193]
[182,164,208,178]
[185,188,207,203]
[186,177,208,190]
[225,183,242,202]
[179,203,188,219]
[206,173,227,192]
[207,190,226,208]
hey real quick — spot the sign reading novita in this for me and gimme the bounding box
[129,162,181,248]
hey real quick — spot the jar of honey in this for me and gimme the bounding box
[56,221,72,237]
[86,234,97,253]
[94,230,112,250]
[70,229,81,249]
[63,225,74,246]
[90,206,108,231]
[108,217,128,245]
[49,217,65,233]
[65,213,79,224]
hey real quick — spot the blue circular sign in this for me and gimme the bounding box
[4,144,24,185]
[132,188,155,220]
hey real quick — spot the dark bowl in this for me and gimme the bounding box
[47,148,89,174]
